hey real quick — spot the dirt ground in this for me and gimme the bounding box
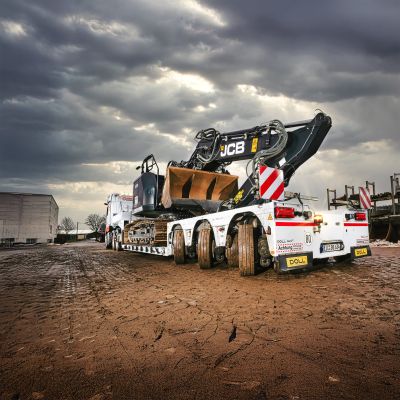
[0,242,399,400]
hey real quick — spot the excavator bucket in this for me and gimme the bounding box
[161,167,238,211]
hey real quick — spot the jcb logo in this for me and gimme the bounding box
[220,141,245,157]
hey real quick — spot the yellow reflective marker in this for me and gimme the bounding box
[286,255,308,267]
[234,189,244,204]
[251,138,258,152]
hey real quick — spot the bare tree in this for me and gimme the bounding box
[60,217,75,235]
[85,214,106,232]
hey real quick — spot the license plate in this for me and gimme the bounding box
[286,255,308,268]
[355,247,368,257]
[322,242,342,252]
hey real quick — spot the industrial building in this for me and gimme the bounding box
[0,192,59,245]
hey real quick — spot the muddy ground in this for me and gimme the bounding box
[0,242,399,400]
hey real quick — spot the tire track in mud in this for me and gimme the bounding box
[72,248,140,371]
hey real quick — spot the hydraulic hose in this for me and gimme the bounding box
[252,119,288,175]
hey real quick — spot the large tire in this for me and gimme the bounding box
[198,228,214,269]
[226,233,239,268]
[173,229,186,264]
[238,224,258,276]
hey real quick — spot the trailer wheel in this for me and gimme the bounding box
[226,233,238,268]
[173,229,186,264]
[238,224,259,276]
[198,228,214,269]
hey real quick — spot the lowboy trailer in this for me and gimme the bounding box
[120,201,370,274]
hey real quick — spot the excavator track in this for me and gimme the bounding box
[124,219,169,247]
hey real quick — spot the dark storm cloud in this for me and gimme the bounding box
[0,0,399,195]
[195,0,400,100]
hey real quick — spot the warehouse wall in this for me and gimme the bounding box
[0,193,59,244]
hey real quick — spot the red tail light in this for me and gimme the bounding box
[355,212,366,221]
[275,207,295,218]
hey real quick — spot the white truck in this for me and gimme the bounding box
[104,193,133,251]
[109,112,371,275]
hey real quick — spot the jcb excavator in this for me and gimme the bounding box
[110,111,371,276]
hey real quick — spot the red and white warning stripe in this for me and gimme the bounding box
[259,166,284,201]
[359,186,371,209]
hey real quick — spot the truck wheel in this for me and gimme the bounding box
[173,229,186,264]
[238,224,259,276]
[198,228,214,269]
[112,233,117,251]
[226,233,238,268]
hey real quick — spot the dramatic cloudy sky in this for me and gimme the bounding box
[1,0,399,223]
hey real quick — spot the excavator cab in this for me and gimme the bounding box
[132,155,165,216]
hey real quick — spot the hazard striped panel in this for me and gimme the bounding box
[259,166,284,201]
[359,187,371,209]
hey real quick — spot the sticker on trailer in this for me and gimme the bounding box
[356,236,369,245]
[259,166,284,201]
[359,187,372,209]
[276,239,304,254]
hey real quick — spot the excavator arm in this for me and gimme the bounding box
[166,111,331,208]
[173,112,331,183]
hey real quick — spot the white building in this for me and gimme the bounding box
[0,192,59,245]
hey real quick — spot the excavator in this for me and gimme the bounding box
[125,112,331,242]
